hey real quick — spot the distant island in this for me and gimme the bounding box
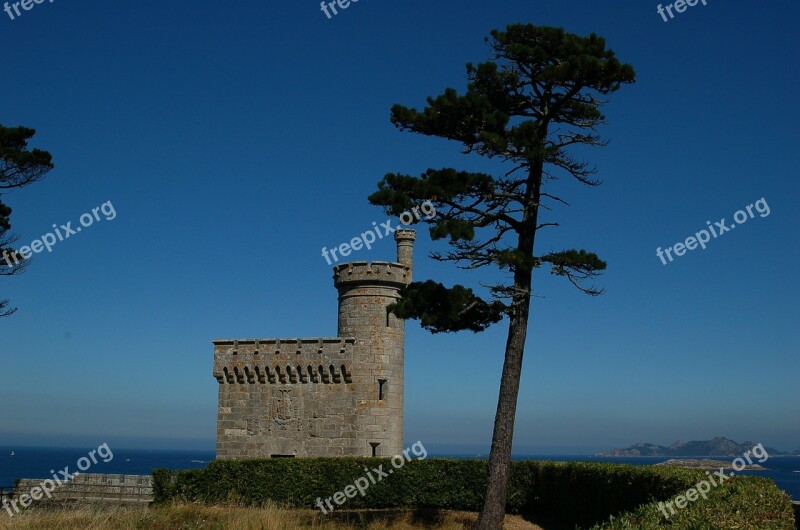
[596,437,792,457]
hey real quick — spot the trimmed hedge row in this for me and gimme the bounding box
[153,459,795,529]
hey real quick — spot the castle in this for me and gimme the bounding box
[212,229,415,459]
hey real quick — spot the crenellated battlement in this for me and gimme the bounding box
[333,261,410,288]
[214,338,354,358]
[214,362,354,385]
[213,338,357,385]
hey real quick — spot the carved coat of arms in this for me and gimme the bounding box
[271,388,302,430]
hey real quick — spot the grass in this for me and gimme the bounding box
[0,503,545,530]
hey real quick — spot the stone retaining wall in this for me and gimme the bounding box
[11,473,152,505]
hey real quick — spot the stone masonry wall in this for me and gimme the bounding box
[214,338,360,458]
[11,474,152,505]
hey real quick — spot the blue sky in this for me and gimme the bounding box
[0,0,798,454]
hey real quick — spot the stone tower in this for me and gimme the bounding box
[213,229,415,458]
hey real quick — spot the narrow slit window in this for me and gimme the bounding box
[370,442,380,457]
[378,379,388,401]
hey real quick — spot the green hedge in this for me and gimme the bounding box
[152,459,795,529]
[597,475,796,529]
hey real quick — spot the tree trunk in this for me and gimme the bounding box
[474,281,532,530]
[476,154,542,530]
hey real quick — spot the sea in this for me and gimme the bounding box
[0,446,214,491]
[0,447,797,501]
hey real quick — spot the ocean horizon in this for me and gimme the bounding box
[1,446,797,501]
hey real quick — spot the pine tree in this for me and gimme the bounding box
[368,24,635,529]
[1,125,54,317]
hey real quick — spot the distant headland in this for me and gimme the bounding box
[654,459,767,471]
[596,437,799,457]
